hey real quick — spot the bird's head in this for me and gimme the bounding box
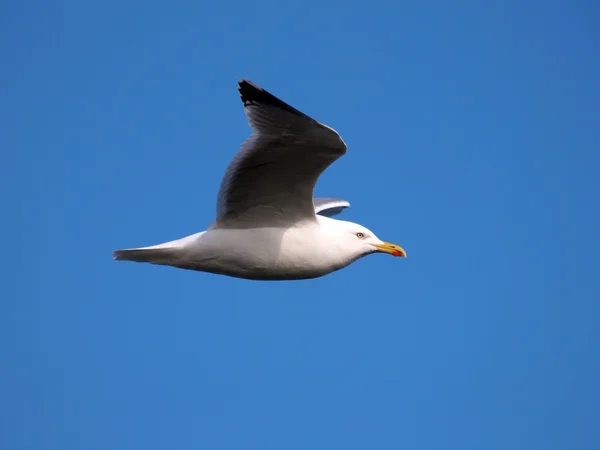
[333,220,406,259]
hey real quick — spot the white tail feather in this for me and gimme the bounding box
[113,232,206,264]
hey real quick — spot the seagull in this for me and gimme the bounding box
[113,80,406,280]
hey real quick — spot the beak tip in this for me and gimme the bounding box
[374,242,406,258]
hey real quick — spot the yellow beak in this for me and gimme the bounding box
[372,242,407,257]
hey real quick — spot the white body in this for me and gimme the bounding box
[133,216,376,280]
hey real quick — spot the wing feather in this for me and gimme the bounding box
[216,80,347,228]
[313,198,350,217]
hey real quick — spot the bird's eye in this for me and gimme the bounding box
[356,232,365,239]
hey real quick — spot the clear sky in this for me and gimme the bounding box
[2,1,599,449]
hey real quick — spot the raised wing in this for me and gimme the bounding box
[314,197,350,217]
[216,80,347,228]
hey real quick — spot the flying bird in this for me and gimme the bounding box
[113,80,406,280]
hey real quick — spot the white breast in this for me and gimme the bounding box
[182,218,356,280]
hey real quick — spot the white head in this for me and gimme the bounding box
[319,217,407,262]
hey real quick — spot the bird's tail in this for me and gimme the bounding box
[113,247,176,265]
[113,232,206,266]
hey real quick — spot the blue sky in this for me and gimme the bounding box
[2,1,599,449]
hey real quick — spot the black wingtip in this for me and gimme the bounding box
[237,79,309,119]
[237,79,262,105]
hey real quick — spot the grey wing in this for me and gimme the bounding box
[314,197,350,217]
[216,80,347,228]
